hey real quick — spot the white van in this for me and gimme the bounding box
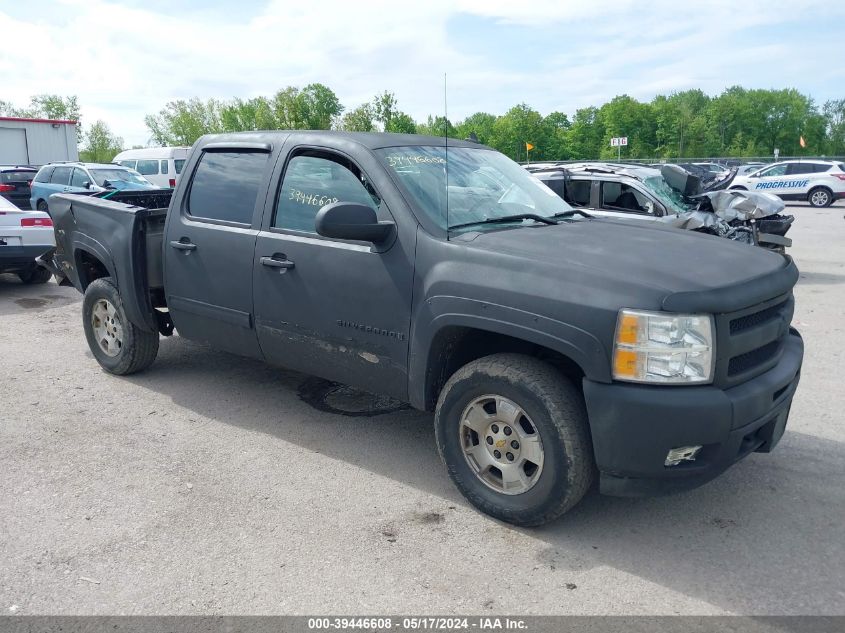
[112,147,190,188]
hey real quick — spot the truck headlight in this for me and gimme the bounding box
[613,309,715,384]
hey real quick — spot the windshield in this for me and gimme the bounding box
[641,176,690,215]
[90,168,151,187]
[377,146,573,231]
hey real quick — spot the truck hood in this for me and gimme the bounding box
[461,218,797,313]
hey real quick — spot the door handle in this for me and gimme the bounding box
[260,256,295,269]
[170,240,197,251]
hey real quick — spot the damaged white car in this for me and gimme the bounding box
[527,162,794,253]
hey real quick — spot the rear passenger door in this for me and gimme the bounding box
[252,147,414,400]
[49,166,73,195]
[164,145,274,358]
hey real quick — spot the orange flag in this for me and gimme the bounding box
[799,136,807,148]
[525,142,535,151]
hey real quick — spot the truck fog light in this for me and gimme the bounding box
[665,445,702,467]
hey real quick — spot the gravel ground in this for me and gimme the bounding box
[0,204,843,615]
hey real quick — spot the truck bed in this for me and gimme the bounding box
[48,189,174,333]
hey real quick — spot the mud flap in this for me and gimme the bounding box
[35,248,72,286]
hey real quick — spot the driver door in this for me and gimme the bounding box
[253,148,414,400]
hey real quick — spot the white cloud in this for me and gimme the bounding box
[1,0,843,146]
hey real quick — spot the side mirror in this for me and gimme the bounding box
[83,181,92,189]
[315,202,395,243]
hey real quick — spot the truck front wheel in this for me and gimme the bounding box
[434,353,594,526]
[82,277,159,375]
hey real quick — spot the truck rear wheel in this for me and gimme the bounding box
[434,353,594,526]
[82,277,159,375]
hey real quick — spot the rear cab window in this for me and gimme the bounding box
[174,159,185,174]
[160,160,169,175]
[186,151,270,224]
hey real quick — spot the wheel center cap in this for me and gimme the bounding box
[486,423,520,463]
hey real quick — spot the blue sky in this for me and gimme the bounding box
[2,0,843,146]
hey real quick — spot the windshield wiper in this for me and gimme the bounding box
[448,213,560,231]
[553,209,593,219]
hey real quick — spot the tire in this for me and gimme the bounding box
[434,353,594,527]
[18,265,52,285]
[808,187,833,208]
[36,200,48,212]
[82,277,159,375]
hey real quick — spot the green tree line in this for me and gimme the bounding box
[142,85,845,161]
[5,88,845,163]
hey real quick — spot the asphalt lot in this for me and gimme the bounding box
[1,203,843,615]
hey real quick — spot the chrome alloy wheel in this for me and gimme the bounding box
[811,190,830,207]
[459,395,545,495]
[91,299,124,357]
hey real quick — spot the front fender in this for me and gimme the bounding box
[407,295,609,410]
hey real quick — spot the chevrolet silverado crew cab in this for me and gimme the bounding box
[45,132,803,526]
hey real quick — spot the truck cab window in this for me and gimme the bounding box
[274,153,381,233]
[187,151,269,224]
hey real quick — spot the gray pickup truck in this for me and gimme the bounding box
[46,132,803,526]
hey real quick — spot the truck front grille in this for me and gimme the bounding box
[715,294,794,387]
[729,300,788,334]
[728,340,780,376]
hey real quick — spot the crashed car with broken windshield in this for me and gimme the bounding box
[43,132,803,526]
[528,162,794,252]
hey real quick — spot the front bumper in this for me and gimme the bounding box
[583,330,803,497]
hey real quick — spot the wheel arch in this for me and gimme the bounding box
[413,319,602,412]
[74,245,115,290]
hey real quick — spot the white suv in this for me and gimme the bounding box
[730,160,845,207]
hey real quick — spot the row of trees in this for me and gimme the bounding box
[143,85,845,161]
[5,87,845,163]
